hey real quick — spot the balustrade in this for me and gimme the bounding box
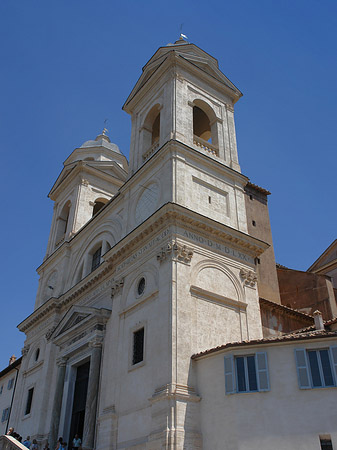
[193,135,219,156]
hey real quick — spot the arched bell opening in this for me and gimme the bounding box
[92,197,109,216]
[55,201,71,246]
[142,104,161,161]
[192,100,219,156]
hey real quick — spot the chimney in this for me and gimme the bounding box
[9,355,16,365]
[313,310,324,331]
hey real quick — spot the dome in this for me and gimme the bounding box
[80,133,121,154]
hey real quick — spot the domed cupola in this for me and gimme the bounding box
[45,131,128,257]
[65,131,128,169]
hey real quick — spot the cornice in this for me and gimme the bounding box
[123,139,249,194]
[49,161,125,200]
[124,50,241,112]
[21,203,268,334]
[104,203,268,268]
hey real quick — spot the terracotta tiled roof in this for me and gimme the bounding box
[246,182,271,196]
[259,297,314,321]
[0,356,22,378]
[191,330,337,360]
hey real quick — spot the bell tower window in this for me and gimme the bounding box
[193,106,211,142]
[142,104,161,161]
[55,201,71,246]
[192,101,219,156]
[92,198,108,216]
[151,112,160,145]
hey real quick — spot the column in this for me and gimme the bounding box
[49,357,68,449]
[82,340,103,450]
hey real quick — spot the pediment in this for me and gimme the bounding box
[308,239,337,272]
[57,312,90,336]
[124,43,241,110]
[51,306,111,342]
[49,161,126,199]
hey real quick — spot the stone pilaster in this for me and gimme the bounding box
[82,339,103,450]
[49,357,68,449]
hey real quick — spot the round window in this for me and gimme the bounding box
[137,277,146,296]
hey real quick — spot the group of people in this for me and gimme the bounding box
[55,434,82,450]
[6,428,40,449]
[6,428,82,450]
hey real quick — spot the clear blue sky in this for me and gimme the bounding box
[0,0,336,369]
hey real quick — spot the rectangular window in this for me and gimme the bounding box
[132,327,144,365]
[295,347,337,389]
[91,247,102,272]
[7,378,14,390]
[25,388,34,415]
[320,436,333,450]
[224,352,269,394]
[1,407,10,423]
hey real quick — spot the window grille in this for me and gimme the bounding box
[91,247,102,272]
[132,328,144,365]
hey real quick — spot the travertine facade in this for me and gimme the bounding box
[3,38,337,450]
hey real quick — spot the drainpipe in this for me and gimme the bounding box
[5,366,20,434]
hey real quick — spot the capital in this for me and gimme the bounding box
[89,338,103,349]
[56,356,68,367]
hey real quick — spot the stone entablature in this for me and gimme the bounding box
[19,201,268,336]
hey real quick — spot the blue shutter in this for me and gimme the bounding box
[294,349,311,389]
[224,354,235,394]
[256,352,270,391]
[330,346,337,385]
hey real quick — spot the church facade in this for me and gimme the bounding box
[3,38,337,450]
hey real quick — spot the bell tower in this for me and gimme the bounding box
[124,37,242,175]
[45,132,128,258]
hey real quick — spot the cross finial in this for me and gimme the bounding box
[102,118,108,136]
[178,24,188,42]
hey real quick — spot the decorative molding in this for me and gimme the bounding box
[56,356,68,367]
[157,241,193,264]
[190,285,247,311]
[19,202,267,334]
[240,268,258,287]
[89,337,104,349]
[22,360,44,378]
[80,178,89,186]
[150,383,201,404]
[111,278,124,298]
[21,345,30,357]
[45,326,57,340]
[225,103,234,113]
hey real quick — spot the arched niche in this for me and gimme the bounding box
[191,260,243,304]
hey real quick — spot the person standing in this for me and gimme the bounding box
[72,434,81,450]
[23,436,32,448]
[55,437,63,450]
[31,439,38,450]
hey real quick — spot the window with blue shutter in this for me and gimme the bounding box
[295,347,337,389]
[224,352,269,394]
[224,355,235,394]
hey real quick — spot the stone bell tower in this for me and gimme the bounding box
[94,38,268,449]
[124,36,242,176]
